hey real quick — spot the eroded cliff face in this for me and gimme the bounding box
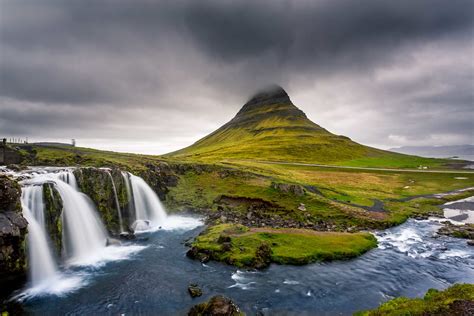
[43,183,63,257]
[72,163,179,234]
[0,175,27,282]
[140,163,178,201]
[74,168,130,235]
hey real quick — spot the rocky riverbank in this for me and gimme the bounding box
[0,175,28,295]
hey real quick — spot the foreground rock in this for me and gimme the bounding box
[356,283,474,316]
[437,222,474,239]
[0,175,28,292]
[188,295,243,316]
[188,283,203,298]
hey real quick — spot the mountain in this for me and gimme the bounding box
[390,145,474,161]
[166,85,442,166]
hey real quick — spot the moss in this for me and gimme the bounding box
[43,183,63,256]
[355,283,474,316]
[74,168,133,234]
[188,224,377,269]
[188,295,244,316]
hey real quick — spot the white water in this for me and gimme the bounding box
[106,171,124,233]
[121,171,135,225]
[125,173,167,232]
[21,186,58,286]
[53,174,109,264]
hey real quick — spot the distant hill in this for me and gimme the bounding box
[166,85,449,168]
[389,145,474,161]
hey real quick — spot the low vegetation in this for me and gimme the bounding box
[355,283,474,316]
[187,224,377,268]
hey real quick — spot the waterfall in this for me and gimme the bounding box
[121,171,135,225]
[21,185,59,286]
[106,171,124,233]
[53,173,108,262]
[56,171,78,190]
[123,172,167,231]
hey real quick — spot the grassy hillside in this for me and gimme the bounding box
[166,86,453,169]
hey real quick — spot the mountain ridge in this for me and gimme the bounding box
[166,86,449,168]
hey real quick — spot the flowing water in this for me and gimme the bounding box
[20,186,58,287]
[5,167,474,315]
[105,170,124,233]
[53,177,109,264]
[125,173,167,232]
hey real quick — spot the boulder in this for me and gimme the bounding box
[438,222,474,239]
[188,295,243,316]
[271,182,305,196]
[188,283,203,298]
[0,175,27,285]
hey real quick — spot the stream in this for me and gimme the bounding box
[2,167,473,315]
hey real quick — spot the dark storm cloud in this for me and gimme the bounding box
[0,0,473,152]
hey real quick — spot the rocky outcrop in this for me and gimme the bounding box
[271,182,305,196]
[74,168,131,235]
[188,283,203,298]
[0,175,27,283]
[188,295,243,316]
[438,222,474,239]
[140,162,178,200]
[43,183,63,256]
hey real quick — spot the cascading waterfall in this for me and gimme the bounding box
[57,171,78,190]
[106,170,124,233]
[53,173,108,262]
[121,171,135,224]
[14,168,149,299]
[21,185,59,286]
[122,172,167,231]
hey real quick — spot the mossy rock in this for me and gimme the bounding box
[188,295,244,316]
[355,283,474,315]
[43,183,63,256]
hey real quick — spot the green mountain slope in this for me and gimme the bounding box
[166,85,448,168]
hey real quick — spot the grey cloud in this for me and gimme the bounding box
[0,0,472,152]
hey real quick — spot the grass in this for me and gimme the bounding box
[355,283,474,316]
[18,143,161,172]
[165,98,459,169]
[13,142,474,230]
[190,224,378,268]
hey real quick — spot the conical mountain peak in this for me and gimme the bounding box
[167,85,381,164]
[237,85,292,116]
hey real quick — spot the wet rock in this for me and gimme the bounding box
[43,183,63,256]
[105,238,121,246]
[6,164,22,172]
[0,175,27,283]
[119,232,136,240]
[187,247,210,263]
[253,243,272,269]
[467,240,474,246]
[438,222,474,239]
[188,295,242,316]
[271,182,305,196]
[74,167,130,235]
[188,283,203,298]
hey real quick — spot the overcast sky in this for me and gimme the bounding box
[1,0,473,154]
